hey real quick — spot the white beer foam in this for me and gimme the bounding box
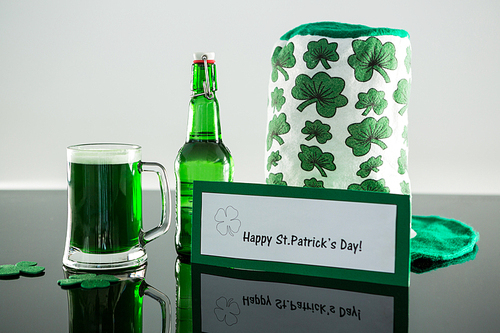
[68,144,141,165]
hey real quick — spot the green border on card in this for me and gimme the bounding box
[191,181,410,287]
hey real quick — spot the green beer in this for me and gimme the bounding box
[68,161,142,254]
[174,53,234,256]
[67,277,144,333]
[64,143,171,270]
[64,267,170,333]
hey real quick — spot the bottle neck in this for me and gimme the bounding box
[191,60,217,96]
[187,62,222,142]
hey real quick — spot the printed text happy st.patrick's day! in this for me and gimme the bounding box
[242,231,363,254]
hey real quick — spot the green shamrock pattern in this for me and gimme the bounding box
[405,46,412,74]
[348,179,390,193]
[266,113,290,151]
[398,149,408,175]
[266,173,287,186]
[267,150,282,171]
[304,178,325,188]
[271,43,296,82]
[355,88,388,116]
[301,120,332,144]
[303,39,339,69]
[270,87,286,112]
[345,117,393,156]
[393,79,411,115]
[266,30,411,194]
[298,144,336,177]
[291,72,348,118]
[348,37,398,83]
[357,155,383,178]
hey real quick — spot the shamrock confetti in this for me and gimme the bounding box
[0,261,45,277]
[57,273,120,289]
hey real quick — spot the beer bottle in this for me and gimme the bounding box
[174,52,234,256]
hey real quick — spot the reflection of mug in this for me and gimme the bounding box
[63,143,171,270]
[63,266,171,333]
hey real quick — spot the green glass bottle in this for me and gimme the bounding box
[174,52,234,256]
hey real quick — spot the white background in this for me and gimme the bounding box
[1,0,499,194]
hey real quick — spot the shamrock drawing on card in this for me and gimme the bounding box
[214,296,240,326]
[214,206,241,237]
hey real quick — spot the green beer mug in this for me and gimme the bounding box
[63,266,171,333]
[63,143,171,270]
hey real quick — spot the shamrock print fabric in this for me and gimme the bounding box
[265,22,411,194]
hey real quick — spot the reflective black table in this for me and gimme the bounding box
[0,191,498,332]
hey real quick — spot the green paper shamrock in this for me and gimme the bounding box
[348,179,390,193]
[303,178,325,188]
[267,151,282,171]
[303,38,339,70]
[345,117,393,156]
[357,155,383,178]
[291,72,348,118]
[267,113,291,151]
[0,261,45,277]
[57,273,120,289]
[355,88,388,116]
[266,173,287,186]
[301,120,332,144]
[348,37,398,83]
[271,42,296,82]
[270,87,286,112]
[393,79,411,115]
[298,144,336,177]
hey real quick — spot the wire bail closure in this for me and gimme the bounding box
[192,54,216,99]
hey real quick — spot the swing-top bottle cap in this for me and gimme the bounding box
[193,52,215,64]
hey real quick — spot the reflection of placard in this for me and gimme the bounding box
[192,181,410,287]
[192,264,409,333]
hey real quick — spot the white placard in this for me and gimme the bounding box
[200,192,397,273]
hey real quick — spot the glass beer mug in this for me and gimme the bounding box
[63,143,171,270]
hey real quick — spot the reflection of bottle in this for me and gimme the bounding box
[175,256,192,333]
[174,52,234,256]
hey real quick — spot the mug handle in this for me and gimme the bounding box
[141,282,172,333]
[139,161,171,245]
